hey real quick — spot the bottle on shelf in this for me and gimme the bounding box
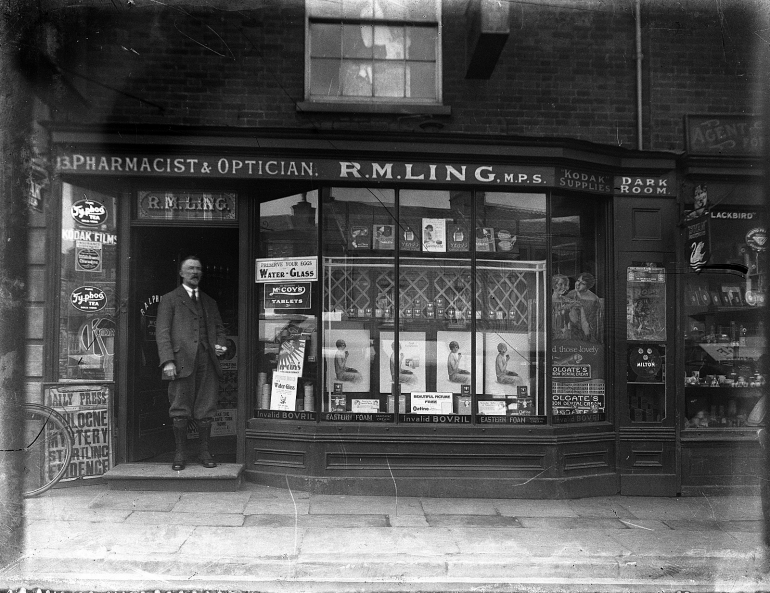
[488,296,498,320]
[425,300,435,319]
[435,296,445,319]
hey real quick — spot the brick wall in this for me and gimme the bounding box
[54,1,762,152]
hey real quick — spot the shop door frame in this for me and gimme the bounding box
[116,190,247,465]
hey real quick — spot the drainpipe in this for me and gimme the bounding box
[635,0,644,150]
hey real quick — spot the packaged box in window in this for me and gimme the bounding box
[478,400,506,415]
[457,395,471,415]
[330,395,347,412]
[387,395,406,413]
[351,398,380,413]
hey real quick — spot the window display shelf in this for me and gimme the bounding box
[685,386,765,396]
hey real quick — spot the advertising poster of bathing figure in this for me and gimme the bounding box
[551,272,605,404]
[325,328,371,394]
[484,332,530,397]
[379,331,427,394]
[435,331,483,394]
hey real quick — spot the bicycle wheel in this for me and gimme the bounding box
[22,403,74,497]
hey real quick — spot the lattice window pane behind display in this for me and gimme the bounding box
[399,266,431,312]
[374,269,395,313]
[432,269,471,318]
[324,265,371,313]
[479,269,531,330]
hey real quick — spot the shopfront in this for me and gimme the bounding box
[49,129,685,497]
[678,114,766,496]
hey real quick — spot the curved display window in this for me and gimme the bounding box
[254,187,608,424]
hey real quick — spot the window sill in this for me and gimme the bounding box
[297,101,451,116]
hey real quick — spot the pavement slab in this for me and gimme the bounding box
[309,494,425,515]
[608,529,759,557]
[424,514,522,527]
[419,497,498,515]
[566,496,637,519]
[450,527,634,557]
[244,513,389,528]
[493,498,578,517]
[125,509,246,526]
[171,490,252,513]
[88,489,182,511]
[301,527,462,556]
[243,497,311,515]
[178,526,303,559]
[516,516,630,529]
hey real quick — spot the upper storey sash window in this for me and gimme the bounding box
[306,0,441,104]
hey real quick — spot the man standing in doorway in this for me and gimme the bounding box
[156,256,227,471]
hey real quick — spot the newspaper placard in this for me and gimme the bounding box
[44,383,113,481]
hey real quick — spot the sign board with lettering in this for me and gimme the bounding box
[614,174,675,197]
[57,153,555,187]
[44,383,113,481]
[137,191,236,221]
[264,283,312,309]
[410,392,453,414]
[270,372,298,411]
[685,114,763,157]
[256,257,318,283]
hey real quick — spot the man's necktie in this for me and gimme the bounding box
[192,289,197,303]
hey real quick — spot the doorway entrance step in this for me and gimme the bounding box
[103,463,244,492]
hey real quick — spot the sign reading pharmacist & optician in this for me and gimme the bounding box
[57,152,676,196]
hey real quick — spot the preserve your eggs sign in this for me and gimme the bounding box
[255,257,317,282]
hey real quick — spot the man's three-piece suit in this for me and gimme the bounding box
[155,284,226,469]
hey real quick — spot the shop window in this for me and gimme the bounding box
[320,189,549,423]
[626,263,668,423]
[58,183,118,381]
[550,197,608,421]
[475,192,547,420]
[255,191,319,418]
[683,205,767,430]
[322,188,397,419]
[306,0,441,105]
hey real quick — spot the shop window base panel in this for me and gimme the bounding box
[243,468,618,499]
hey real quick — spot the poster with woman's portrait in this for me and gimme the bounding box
[379,332,427,394]
[325,328,371,393]
[551,272,605,388]
[435,331,483,394]
[484,332,529,397]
